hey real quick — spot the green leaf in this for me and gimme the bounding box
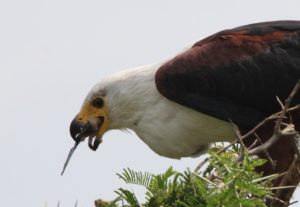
[117,168,153,188]
[115,188,140,207]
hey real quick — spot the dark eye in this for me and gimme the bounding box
[92,98,104,108]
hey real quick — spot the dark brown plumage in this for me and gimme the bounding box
[155,20,300,177]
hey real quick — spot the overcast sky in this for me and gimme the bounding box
[1,0,300,206]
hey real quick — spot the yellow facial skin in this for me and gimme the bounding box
[76,96,110,139]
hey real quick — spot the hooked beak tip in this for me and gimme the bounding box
[88,136,101,151]
[69,117,87,143]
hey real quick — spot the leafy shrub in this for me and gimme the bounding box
[95,145,275,207]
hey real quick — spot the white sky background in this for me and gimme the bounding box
[1,0,300,206]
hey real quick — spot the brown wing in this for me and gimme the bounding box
[155,20,300,180]
[155,20,300,129]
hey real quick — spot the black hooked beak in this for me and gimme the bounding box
[69,116,103,151]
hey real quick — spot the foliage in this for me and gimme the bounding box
[96,145,274,207]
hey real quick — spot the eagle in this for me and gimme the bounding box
[69,20,300,176]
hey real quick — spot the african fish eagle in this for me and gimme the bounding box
[70,20,300,175]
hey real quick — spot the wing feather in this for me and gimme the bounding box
[155,21,300,128]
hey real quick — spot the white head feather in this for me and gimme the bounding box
[85,63,161,130]
[82,63,235,158]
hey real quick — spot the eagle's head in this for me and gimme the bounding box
[69,64,158,151]
[69,87,110,151]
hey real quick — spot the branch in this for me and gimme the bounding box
[254,133,276,170]
[270,136,300,207]
[247,125,296,157]
[239,80,300,158]
[275,80,300,133]
[241,104,300,141]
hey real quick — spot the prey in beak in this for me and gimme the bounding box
[69,115,104,151]
[61,96,110,175]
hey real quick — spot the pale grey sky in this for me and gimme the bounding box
[1,0,300,206]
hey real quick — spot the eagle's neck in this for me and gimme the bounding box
[106,63,162,130]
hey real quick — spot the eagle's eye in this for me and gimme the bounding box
[92,97,104,108]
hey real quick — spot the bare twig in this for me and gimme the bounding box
[192,172,220,188]
[252,172,287,183]
[241,115,279,140]
[247,138,259,150]
[266,195,287,206]
[276,96,285,111]
[270,186,297,190]
[194,157,209,173]
[235,125,296,162]
[238,80,300,159]
[275,80,300,134]
[246,125,296,157]
[254,133,276,170]
[231,120,249,161]
[230,121,247,151]
[289,201,299,206]
[241,104,300,140]
[271,153,300,207]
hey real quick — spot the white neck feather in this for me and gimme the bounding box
[100,63,162,130]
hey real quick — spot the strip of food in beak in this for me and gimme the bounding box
[61,142,80,176]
